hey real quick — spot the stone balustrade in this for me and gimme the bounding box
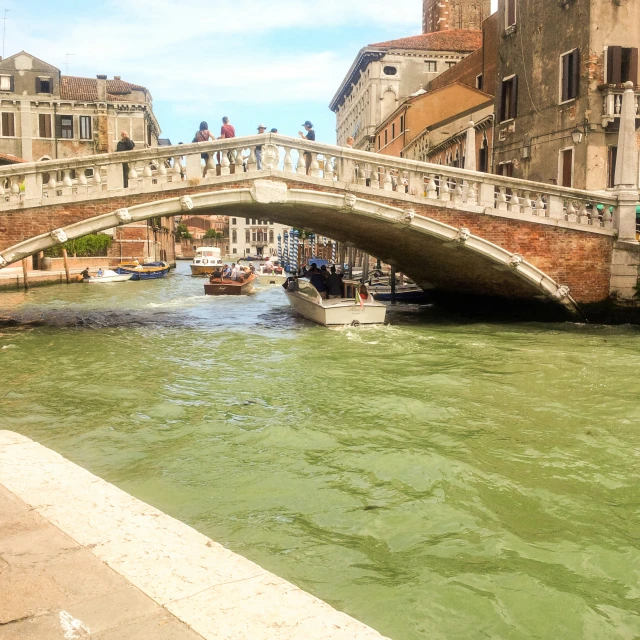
[0,134,627,233]
[601,86,640,125]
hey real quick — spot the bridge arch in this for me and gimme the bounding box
[0,179,578,315]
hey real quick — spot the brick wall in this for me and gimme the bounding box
[0,178,614,304]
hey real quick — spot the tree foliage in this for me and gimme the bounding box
[45,234,112,258]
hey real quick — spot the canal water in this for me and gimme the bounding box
[1,262,639,639]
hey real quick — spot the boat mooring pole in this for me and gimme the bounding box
[339,243,346,274]
[62,248,71,284]
[390,266,396,303]
[347,247,353,280]
[21,258,29,290]
[362,254,369,282]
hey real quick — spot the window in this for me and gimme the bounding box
[497,161,513,177]
[607,146,618,188]
[392,123,396,139]
[245,230,250,242]
[269,230,274,243]
[39,113,52,138]
[606,46,638,85]
[232,248,237,254]
[479,139,489,173]
[232,230,237,243]
[500,75,518,121]
[506,0,516,27]
[400,115,405,132]
[57,115,74,139]
[0,75,13,91]
[1,112,15,137]
[384,129,388,145]
[559,148,574,187]
[245,218,249,224]
[252,232,257,242]
[231,218,237,225]
[36,77,51,93]
[446,61,456,69]
[377,135,381,150]
[476,74,484,91]
[560,49,580,102]
[383,66,397,76]
[79,116,92,140]
[425,61,437,73]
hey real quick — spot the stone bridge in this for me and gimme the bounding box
[0,133,638,317]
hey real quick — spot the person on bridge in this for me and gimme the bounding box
[218,117,236,166]
[194,122,215,176]
[298,121,315,175]
[256,124,267,170]
[116,131,135,188]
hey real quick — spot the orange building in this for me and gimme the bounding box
[374,82,494,159]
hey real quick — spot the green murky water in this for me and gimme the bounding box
[1,262,640,639]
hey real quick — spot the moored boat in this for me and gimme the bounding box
[82,269,133,283]
[190,247,224,276]
[284,278,386,326]
[204,273,258,296]
[116,261,170,280]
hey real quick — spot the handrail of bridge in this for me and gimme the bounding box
[0,134,629,232]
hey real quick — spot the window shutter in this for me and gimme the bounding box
[35,77,41,93]
[571,49,580,99]
[1,112,6,136]
[630,48,638,86]
[507,0,516,26]
[562,54,570,102]
[510,76,518,118]
[608,46,622,84]
[55,115,62,139]
[39,113,45,137]
[9,76,14,92]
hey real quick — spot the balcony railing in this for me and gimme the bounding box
[601,85,640,126]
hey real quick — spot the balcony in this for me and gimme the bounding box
[600,85,640,129]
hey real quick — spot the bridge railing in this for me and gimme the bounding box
[0,134,624,232]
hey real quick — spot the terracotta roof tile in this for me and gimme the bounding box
[60,76,148,102]
[369,30,482,53]
[0,152,27,164]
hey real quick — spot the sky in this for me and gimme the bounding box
[5,0,498,145]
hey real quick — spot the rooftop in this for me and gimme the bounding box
[61,76,150,102]
[369,30,482,53]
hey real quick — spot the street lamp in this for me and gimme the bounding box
[571,118,589,145]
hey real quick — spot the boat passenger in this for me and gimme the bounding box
[309,268,327,299]
[222,264,232,279]
[326,266,342,299]
[359,284,369,300]
[81,267,91,281]
[97,268,104,277]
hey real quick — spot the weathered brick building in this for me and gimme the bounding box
[423,0,491,33]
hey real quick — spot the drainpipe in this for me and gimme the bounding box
[53,102,58,159]
[489,113,496,174]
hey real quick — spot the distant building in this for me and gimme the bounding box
[330,30,482,150]
[0,51,173,265]
[228,217,290,258]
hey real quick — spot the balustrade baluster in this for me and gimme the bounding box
[369,165,379,188]
[427,174,437,199]
[0,180,5,196]
[62,170,72,187]
[220,152,230,176]
[535,193,546,216]
[452,180,463,203]
[324,156,334,181]
[283,148,293,173]
[78,170,88,186]
[172,156,183,178]
[143,163,152,178]
[496,186,508,210]
[578,201,589,224]
[509,190,521,213]
[233,149,243,175]
[602,204,613,228]
[48,174,57,190]
[439,176,450,202]
[128,163,138,181]
[589,204,601,227]
[296,150,306,175]
[356,162,366,186]
[310,153,320,178]
[157,161,167,177]
[10,176,20,195]
[466,181,477,204]
[522,191,532,215]
[383,168,393,191]
[566,200,577,222]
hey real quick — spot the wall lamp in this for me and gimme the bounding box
[571,118,589,145]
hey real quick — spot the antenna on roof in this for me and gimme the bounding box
[65,53,76,74]
[2,9,11,60]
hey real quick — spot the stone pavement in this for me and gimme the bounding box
[0,431,388,640]
[0,484,204,639]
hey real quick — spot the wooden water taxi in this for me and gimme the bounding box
[204,273,258,296]
[190,247,224,276]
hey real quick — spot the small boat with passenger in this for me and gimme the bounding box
[115,261,170,280]
[190,247,224,276]
[82,269,133,283]
[284,277,386,326]
[243,258,287,286]
[204,265,258,296]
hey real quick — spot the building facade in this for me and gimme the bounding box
[228,217,291,258]
[492,0,640,190]
[0,51,173,265]
[423,0,491,33]
[330,30,482,150]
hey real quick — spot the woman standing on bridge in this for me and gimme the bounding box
[116,131,135,188]
[193,122,215,176]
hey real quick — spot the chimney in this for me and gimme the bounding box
[96,74,107,101]
[114,75,121,81]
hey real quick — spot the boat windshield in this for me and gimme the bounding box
[297,279,320,298]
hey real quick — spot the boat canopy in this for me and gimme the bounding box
[195,247,221,258]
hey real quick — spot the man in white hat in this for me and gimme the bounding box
[256,124,267,169]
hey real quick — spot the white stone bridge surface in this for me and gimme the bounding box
[0,133,638,314]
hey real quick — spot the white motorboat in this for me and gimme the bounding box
[255,265,287,286]
[190,247,223,276]
[83,269,133,283]
[284,278,386,326]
